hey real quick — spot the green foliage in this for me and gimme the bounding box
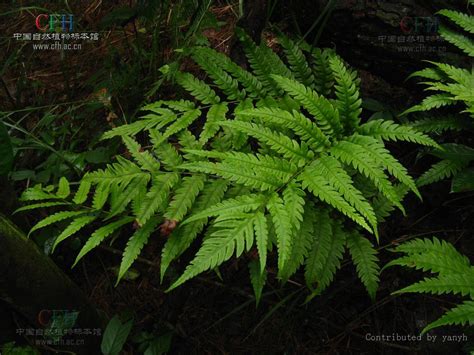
[18,33,433,300]
[101,315,134,355]
[385,237,474,334]
[346,231,380,300]
[249,259,267,306]
[0,120,13,176]
[304,210,345,297]
[404,9,474,191]
[131,329,173,355]
[0,342,40,355]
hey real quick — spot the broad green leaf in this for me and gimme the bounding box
[101,315,133,355]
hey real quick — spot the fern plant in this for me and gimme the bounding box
[403,9,474,192]
[18,31,437,301]
[384,237,474,334]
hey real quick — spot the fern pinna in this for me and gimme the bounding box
[18,31,437,301]
[384,237,474,334]
[403,9,474,191]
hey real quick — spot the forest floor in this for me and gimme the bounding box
[1,1,473,354]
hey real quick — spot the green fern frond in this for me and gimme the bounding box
[259,42,294,81]
[423,82,468,99]
[279,204,314,282]
[136,173,180,225]
[253,211,269,274]
[267,193,293,270]
[236,28,283,95]
[349,134,421,199]
[305,212,345,293]
[91,182,110,210]
[219,120,312,162]
[183,193,266,224]
[403,10,473,192]
[178,129,204,151]
[180,161,282,190]
[237,107,330,151]
[372,184,409,223]
[438,9,474,34]
[192,47,246,100]
[100,121,154,141]
[228,151,298,177]
[72,216,134,267]
[387,237,471,275]
[131,184,146,218]
[329,55,362,131]
[358,119,439,147]
[14,201,69,214]
[310,48,335,96]
[122,136,161,172]
[20,185,58,201]
[200,103,228,144]
[417,159,469,187]
[439,24,474,57]
[300,165,372,233]
[156,108,202,144]
[421,301,474,334]
[428,61,473,86]
[102,109,176,139]
[108,175,150,218]
[160,179,228,280]
[184,149,298,181]
[393,273,474,298]
[311,154,377,233]
[403,94,455,115]
[408,67,447,81]
[193,46,265,98]
[19,31,426,298]
[346,231,380,300]
[388,237,474,335]
[430,143,474,163]
[384,252,472,276]
[154,99,196,112]
[116,218,160,285]
[85,156,147,186]
[249,259,267,305]
[164,175,206,222]
[392,237,466,258]
[271,75,342,136]
[29,210,90,236]
[283,182,306,232]
[176,72,220,105]
[330,140,405,215]
[409,116,466,133]
[167,213,257,291]
[150,132,183,169]
[279,36,315,87]
[290,109,331,150]
[52,215,97,252]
